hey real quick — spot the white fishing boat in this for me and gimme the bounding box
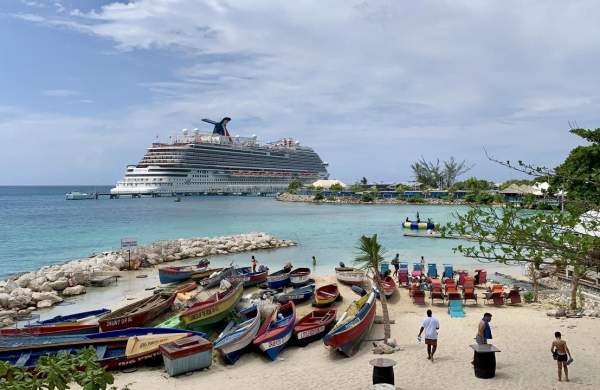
[65,191,97,200]
[335,267,366,286]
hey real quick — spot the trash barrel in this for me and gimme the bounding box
[470,344,500,379]
[370,358,396,385]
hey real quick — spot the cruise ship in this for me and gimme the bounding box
[110,117,329,195]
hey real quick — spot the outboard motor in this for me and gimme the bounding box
[339,261,346,268]
[202,117,231,136]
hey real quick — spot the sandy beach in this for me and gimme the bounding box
[95,275,600,390]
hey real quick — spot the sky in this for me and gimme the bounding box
[1,0,600,185]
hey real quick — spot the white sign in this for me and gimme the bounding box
[121,238,138,248]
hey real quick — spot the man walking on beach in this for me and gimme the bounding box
[391,253,400,277]
[417,309,439,362]
[551,331,572,382]
[476,313,493,344]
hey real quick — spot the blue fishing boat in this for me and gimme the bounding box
[276,284,315,304]
[266,268,291,289]
[234,267,268,287]
[253,301,296,361]
[0,327,207,369]
[213,305,262,364]
[34,308,111,325]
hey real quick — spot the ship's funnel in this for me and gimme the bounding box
[202,117,232,136]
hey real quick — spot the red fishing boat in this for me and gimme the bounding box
[99,293,176,332]
[293,308,337,346]
[0,324,99,337]
[312,284,341,307]
[381,276,397,298]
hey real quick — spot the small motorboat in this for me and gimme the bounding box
[335,267,366,286]
[253,301,296,361]
[180,281,243,330]
[380,276,397,298]
[293,308,337,347]
[323,291,376,357]
[313,284,341,307]
[158,260,211,284]
[289,267,311,287]
[99,293,176,332]
[213,305,262,364]
[266,268,292,289]
[233,267,269,288]
[276,284,315,304]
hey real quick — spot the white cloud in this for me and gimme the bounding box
[43,89,80,97]
[7,1,600,184]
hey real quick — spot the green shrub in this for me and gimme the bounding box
[406,197,425,204]
[523,291,534,303]
[361,192,375,202]
[314,192,325,201]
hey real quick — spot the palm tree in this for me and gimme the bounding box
[355,234,391,343]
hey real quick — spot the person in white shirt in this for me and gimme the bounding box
[417,309,440,362]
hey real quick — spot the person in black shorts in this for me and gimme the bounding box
[551,331,572,382]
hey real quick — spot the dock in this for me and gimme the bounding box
[71,192,278,200]
[402,232,476,241]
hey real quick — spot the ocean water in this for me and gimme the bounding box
[0,186,512,280]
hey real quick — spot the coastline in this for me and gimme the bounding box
[277,192,488,206]
[104,274,599,390]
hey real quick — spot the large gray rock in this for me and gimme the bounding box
[16,274,34,288]
[8,288,33,308]
[45,271,64,282]
[32,292,63,304]
[28,276,48,292]
[49,278,68,291]
[0,293,10,307]
[68,271,90,286]
[62,285,86,296]
[36,300,54,309]
[39,282,54,292]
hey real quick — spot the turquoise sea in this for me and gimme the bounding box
[0,186,507,280]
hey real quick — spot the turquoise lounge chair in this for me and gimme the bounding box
[448,299,465,318]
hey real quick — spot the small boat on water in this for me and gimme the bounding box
[293,308,337,347]
[234,267,268,287]
[99,293,176,332]
[380,276,397,298]
[313,284,341,307]
[200,266,237,289]
[213,305,262,364]
[158,260,211,284]
[276,284,315,304]
[253,301,296,361]
[322,291,376,357]
[65,191,97,200]
[335,267,366,286]
[267,268,292,289]
[0,327,204,369]
[180,281,243,330]
[289,267,311,287]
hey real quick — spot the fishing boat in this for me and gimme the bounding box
[0,327,204,370]
[266,268,291,289]
[200,266,237,289]
[156,280,197,296]
[34,308,111,326]
[335,267,366,286]
[213,305,262,364]
[233,267,268,287]
[253,301,296,361]
[0,324,99,337]
[276,284,315,304]
[180,281,243,329]
[99,293,176,332]
[289,267,311,287]
[158,259,210,284]
[313,284,341,307]
[322,291,376,357]
[293,308,337,347]
[380,276,397,298]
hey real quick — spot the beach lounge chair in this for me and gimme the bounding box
[445,280,461,301]
[505,288,522,305]
[457,270,469,286]
[412,289,426,305]
[398,270,409,287]
[380,261,390,275]
[462,276,477,303]
[443,264,453,279]
[474,269,487,285]
[448,299,465,318]
[427,263,438,278]
[430,279,445,304]
[485,284,505,305]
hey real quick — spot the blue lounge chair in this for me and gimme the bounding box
[443,264,453,278]
[448,299,465,318]
[413,263,422,273]
[427,263,438,278]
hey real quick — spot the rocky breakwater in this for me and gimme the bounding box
[0,233,295,325]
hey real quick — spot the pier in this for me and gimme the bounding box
[88,192,277,199]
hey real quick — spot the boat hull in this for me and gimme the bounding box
[234,267,268,287]
[213,308,261,365]
[289,268,311,287]
[253,302,295,361]
[181,283,243,329]
[323,292,376,357]
[267,269,291,289]
[293,309,336,347]
[0,324,99,337]
[99,294,175,332]
[335,267,366,286]
[313,284,341,307]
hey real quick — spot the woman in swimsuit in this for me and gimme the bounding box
[551,331,572,382]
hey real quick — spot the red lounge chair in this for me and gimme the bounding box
[412,289,426,305]
[457,270,468,286]
[398,271,409,287]
[462,276,478,303]
[409,283,420,297]
[505,289,522,304]
[429,279,445,304]
[486,284,505,305]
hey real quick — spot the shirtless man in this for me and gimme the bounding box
[551,331,572,382]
